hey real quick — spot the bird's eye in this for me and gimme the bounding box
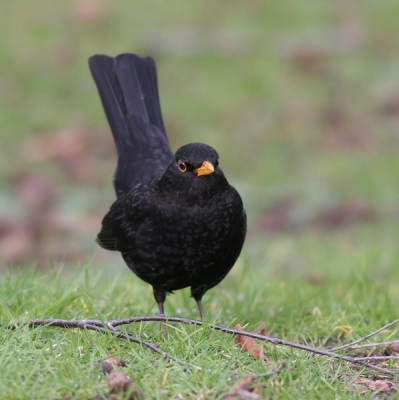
[178,160,187,172]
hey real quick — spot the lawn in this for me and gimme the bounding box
[1,0,399,398]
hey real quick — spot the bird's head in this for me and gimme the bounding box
[158,142,228,200]
[174,142,219,177]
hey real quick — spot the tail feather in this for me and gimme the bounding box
[142,57,166,135]
[89,53,173,197]
[115,54,166,135]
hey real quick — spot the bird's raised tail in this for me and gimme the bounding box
[89,53,173,197]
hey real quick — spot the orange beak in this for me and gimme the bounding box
[195,161,214,177]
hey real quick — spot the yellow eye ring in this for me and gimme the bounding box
[178,160,187,172]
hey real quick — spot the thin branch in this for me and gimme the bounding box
[349,340,399,350]
[12,318,200,371]
[8,316,399,377]
[88,323,201,372]
[345,356,399,362]
[105,315,397,375]
[330,318,399,352]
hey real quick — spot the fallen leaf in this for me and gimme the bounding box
[107,371,132,393]
[107,371,143,399]
[235,324,268,362]
[349,377,396,395]
[220,389,261,400]
[231,374,256,391]
[220,374,262,400]
[102,356,127,375]
[385,342,399,356]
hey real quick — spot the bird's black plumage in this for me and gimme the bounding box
[89,53,247,317]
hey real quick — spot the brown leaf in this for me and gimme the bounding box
[385,342,399,356]
[349,377,396,394]
[107,371,132,393]
[107,372,143,399]
[231,374,256,391]
[102,356,127,375]
[220,374,261,399]
[220,390,261,400]
[235,324,266,361]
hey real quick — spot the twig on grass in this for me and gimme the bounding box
[348,340,399,350]
[8,316,399,377]
[106,315,398,376]
[329,318,399,352]
[347,356,399,362]
[8,318,200,372]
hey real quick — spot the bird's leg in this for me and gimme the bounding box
[153,287,166,315]
[153,287,167,334]
[191,288,206,319]
[196,299,205,319]
[158,301,165,315]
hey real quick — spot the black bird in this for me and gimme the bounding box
[89,53,246,318]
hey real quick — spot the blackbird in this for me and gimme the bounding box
[89,53,247,318]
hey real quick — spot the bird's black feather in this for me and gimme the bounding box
[89,53,247,318]
[89,54,173,197]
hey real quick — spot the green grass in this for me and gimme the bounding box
[1,243,398,399]
[1,0,399,398]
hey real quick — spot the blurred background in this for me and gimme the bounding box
[1,0,399,277]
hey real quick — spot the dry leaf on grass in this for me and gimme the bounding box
[235,324,269,362]
[107,371,143,399]
[385,343,399,356]
[220,374,262,400]
[348,376,397,395]
[107,371,132,393]
[231,374,256,391]
[220,389,262,400]
[89,358,143,400]
[102,356,127,375]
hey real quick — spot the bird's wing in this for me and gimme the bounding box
[89,53,174,197]
[96,183,153,253]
